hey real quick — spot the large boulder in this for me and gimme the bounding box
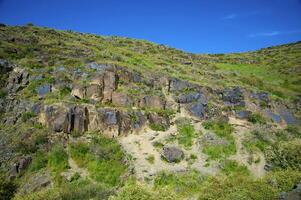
[176,91,202,104]
[37,84,52,98]
[71,106,89,133]
[112,92,132,107]
[139,95,166,109]
[20,171,51,194]
[86,84,103,102]
[186,100,207,119]
[41,104,89,134]
[161,146,184,163]
[71,84,86,99]
[103,71,118,103]
[6,68,30,92]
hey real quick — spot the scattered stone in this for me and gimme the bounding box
[161,146,184,163]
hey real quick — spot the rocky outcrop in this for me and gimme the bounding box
[139,95,166,109]
[112,92,132,107]
[161,146,184,163]
[41,104,89,134]
[6,68,30,92]
[71,70,118,103]
[103,71,118,103]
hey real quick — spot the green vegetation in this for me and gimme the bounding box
[0,175,17,200]
[220,160,250,176]
[202,121,236,160]
[265,139,301,170]
[146,155,155,164]
[68,134,127,187]
[149,123,166,131]
[47,145,69,173]
[247,113,266,124]
[176,121,198,149]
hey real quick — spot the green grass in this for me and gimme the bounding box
[176,122,198,149]
[68,133,127,187]
[220,160,250,176]
[149,123,166,132]
[202,121,236,160]
[47,145,69,173]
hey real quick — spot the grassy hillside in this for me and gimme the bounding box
[1,25,300,100]
[0,24,300,200]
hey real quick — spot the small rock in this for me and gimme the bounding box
[161,146,184,163]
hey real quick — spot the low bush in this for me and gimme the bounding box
[265,139,301,170]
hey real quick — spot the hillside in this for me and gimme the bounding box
[0,24,300,200]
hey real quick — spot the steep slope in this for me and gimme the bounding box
[0,24,300,200]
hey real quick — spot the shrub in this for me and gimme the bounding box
[247,113,266,124]
[0,175,17,200]
[265,140,301,170]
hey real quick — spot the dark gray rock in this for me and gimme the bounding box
[71,106,89,134]
[251,91,271,107]
[279,109,297,125]
[169,78,193,92]
[265,109,282,123]
[161,146,184,163]
[37,84,52,98]
[187,101,206,118]
[222,87,245,106]
[236,110,251,119]
[176,91,202,104]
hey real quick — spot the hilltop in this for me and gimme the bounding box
[0,24,300,200]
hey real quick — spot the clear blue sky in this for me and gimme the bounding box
[0,0,301,53]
